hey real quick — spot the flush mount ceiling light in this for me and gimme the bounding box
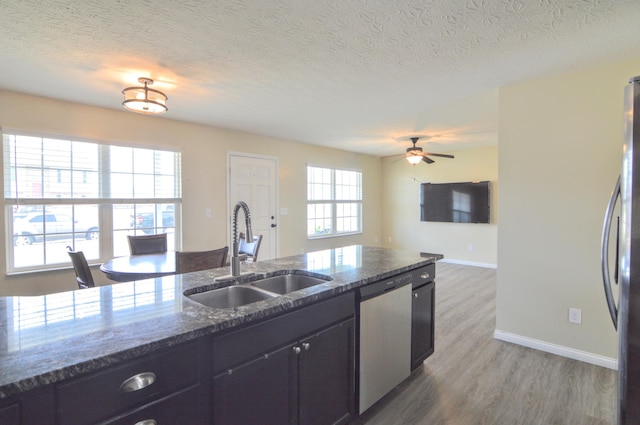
[122,77,168,115]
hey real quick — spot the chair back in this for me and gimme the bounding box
[176,247,229,274]
[238,233,263,262]
[127,233,168,255]
[66,246,95,289]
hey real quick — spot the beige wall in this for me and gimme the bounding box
[381,145,498,266]
[0,90,382,296]
[497,58,640,359]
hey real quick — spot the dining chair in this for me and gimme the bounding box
[238,232,263,263]
[66,246,95,289]
[127,233,168,255]
[175,246,229,274]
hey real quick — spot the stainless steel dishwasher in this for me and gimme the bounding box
[358,272,412,414]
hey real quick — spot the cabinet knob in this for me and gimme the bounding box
[420,272,430,280]
[120,372,156,393]
[302,342,311,351]
[135,420,157,425]
[293,346,301,354]
[414,293,418,298]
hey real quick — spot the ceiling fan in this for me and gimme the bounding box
[403,137,454,165]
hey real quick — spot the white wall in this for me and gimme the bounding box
[497,58,640,359]
[0,90,382,295]
[381,145,498,266]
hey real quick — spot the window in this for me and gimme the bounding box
[3,132,181,272]
[307,165,362,238]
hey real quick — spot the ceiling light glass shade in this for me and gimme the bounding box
[122,77,168,115]
[406,154,423,165]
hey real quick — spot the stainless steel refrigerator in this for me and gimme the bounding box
[602,75,640,425]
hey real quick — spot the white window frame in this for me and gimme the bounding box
[3,130,182,274]
[306,165,362,239]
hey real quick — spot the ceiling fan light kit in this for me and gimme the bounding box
[406,153,423,165]
[403,137,454,165]
[122,77,168,115]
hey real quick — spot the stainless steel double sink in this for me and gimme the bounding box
[184,271,333,309]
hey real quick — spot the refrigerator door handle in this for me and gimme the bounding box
[601,175,620,330]
[615,216,620,285]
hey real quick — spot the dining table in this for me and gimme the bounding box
[100,251,176,282]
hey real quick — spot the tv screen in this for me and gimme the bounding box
[420,181,490,223]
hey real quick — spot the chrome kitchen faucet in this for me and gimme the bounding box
[230,201,254,277]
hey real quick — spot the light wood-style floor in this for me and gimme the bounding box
[355,262,617,425]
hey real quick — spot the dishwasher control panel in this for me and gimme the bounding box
[358,271,412,301]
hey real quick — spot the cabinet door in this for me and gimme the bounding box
[0,386,54,425]
[299,318,355,425]
[411,282,435,370]
[213,343,298,425]
[0,403,19,425]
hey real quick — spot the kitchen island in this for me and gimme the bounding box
[0,245,440,424]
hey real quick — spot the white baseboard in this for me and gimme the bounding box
[493,329,618,370]
[439,258,497,269]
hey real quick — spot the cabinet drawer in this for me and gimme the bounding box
[101,385,201,425]
[412,263,435,288]
[57,342,199,425]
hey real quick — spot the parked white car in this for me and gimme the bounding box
[13,213,99,246]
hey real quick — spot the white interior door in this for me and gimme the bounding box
[228,153,278,261]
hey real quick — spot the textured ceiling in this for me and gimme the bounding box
[0,0,639,156]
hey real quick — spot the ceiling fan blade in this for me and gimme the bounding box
[424,152,455,159]
[422,156,435,164]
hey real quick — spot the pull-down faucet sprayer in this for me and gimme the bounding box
[230,201,253,277]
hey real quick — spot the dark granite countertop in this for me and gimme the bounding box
[0,245,441,398]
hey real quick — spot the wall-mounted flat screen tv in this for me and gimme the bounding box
[420,181,490,223]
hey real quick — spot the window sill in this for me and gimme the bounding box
[307,231,362,240]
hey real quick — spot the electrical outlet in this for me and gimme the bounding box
[569,308,582,325]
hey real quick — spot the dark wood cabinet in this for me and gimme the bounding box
[0,385,54,425]
[299,319,355,425]
[212,292,356,425]
[214,342,298,425]
[56,340,208,425]
[0,402,19,425]
[102,385,202,425]
[411,264,436,371]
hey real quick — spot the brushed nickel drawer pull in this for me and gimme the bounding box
[120,372,156,393]
[135,420,157,425]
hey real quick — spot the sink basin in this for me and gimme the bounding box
[185,271,333,309]
[186,285,276,309]
[250,273,332,295]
